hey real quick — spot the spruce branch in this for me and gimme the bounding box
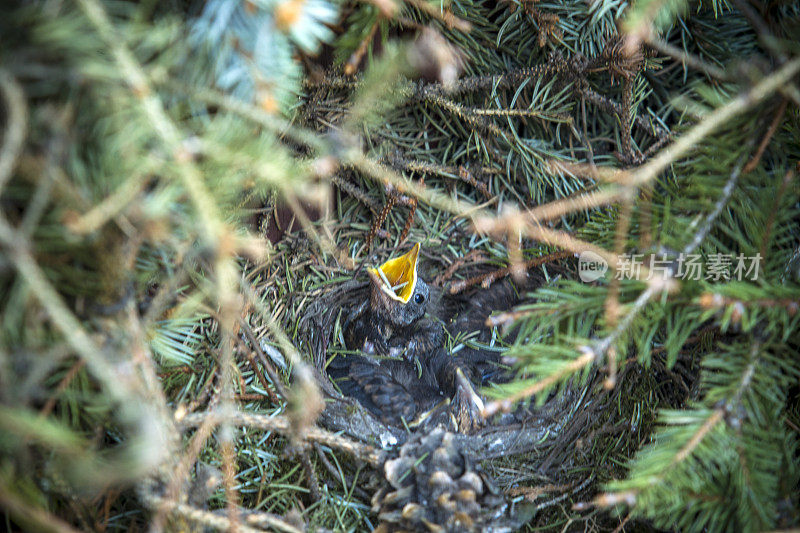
[590,284,660,364]
[483,128,759,414]
[240,321,287,402]
[18,129,62,238]
[593,342,765,511]
[513,185,628,223]
[74,0,252,262]
[344,17,381,77]
[349,153,483,219]
[604,196,635,387]
[72,1,271,524]
[729,0,788,64]
[482,350,596,417]
[0,212,174,470]
[354,158,617,268]
[367,189,397,247]
[422,94,506,137]
[472,207,629,272]
[65,156,161,234]
[681,149,749,256]
[580,87,669,140]
[432,249,485,286]
[471,58,798,241]
[282,190,339,260]
[388,154,495,200]
[645,35,731,81]
[629,56,800,188]
[4,0,798,529]
[352,153,631,271]
[160,80,326,152]
[485,308,538,327]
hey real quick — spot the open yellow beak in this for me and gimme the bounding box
[369,243,420,303]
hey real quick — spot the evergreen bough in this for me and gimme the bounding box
[0,0,798,530]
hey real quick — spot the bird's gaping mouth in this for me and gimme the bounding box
[369,243,420,303]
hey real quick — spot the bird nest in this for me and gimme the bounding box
[260,231,686,530]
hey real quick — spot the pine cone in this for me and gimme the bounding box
[372,428,513,532]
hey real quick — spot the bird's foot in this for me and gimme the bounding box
[452,367,485,434]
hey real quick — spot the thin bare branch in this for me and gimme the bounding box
[178,411,385,466]
[0,69,27,195]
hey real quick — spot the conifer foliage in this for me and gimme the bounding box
[0,0,798,530]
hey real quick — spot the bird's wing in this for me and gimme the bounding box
[347,358,439,424]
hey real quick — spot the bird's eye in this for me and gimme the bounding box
[414,293,425,304]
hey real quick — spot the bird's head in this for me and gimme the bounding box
[368,243,429,327]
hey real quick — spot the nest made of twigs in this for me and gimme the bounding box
[260,232,676,529]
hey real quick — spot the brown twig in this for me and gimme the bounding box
[520,186,626,223]
[344,17,380,76]
[183,365,218,414]
[611,513,633,533]
[698,293,799,315]
[179,411,385,466]
[399,194,417,242]
[545,160,630,184]
[432,249,485,286]
[604,196,634,389]
[389,155,495,201]
[235,393,276,401]
[403,0,471,32]
[485,308,538,327]
[645,35,730,81]
[620,76,635,162]
[139,486,304,533]
[449,250,572,294]
[331,173,380,214]
[472,211,625,273]
[457,166,492,200]
[239,337,281,404]
[151,396,223,532]
[221,437,241,530]
[241,319,289,401]
[742,97,788,173]
[38,359,87,418]
[581,87,669,141]
[638,184,653,250]
[283,191,337,260]
[298,447,321,501]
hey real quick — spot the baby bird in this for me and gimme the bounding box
[343,243,438,360]
[331,244,486,430]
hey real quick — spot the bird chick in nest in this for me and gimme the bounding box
[344,243,440,359]
[333,244,485,432]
